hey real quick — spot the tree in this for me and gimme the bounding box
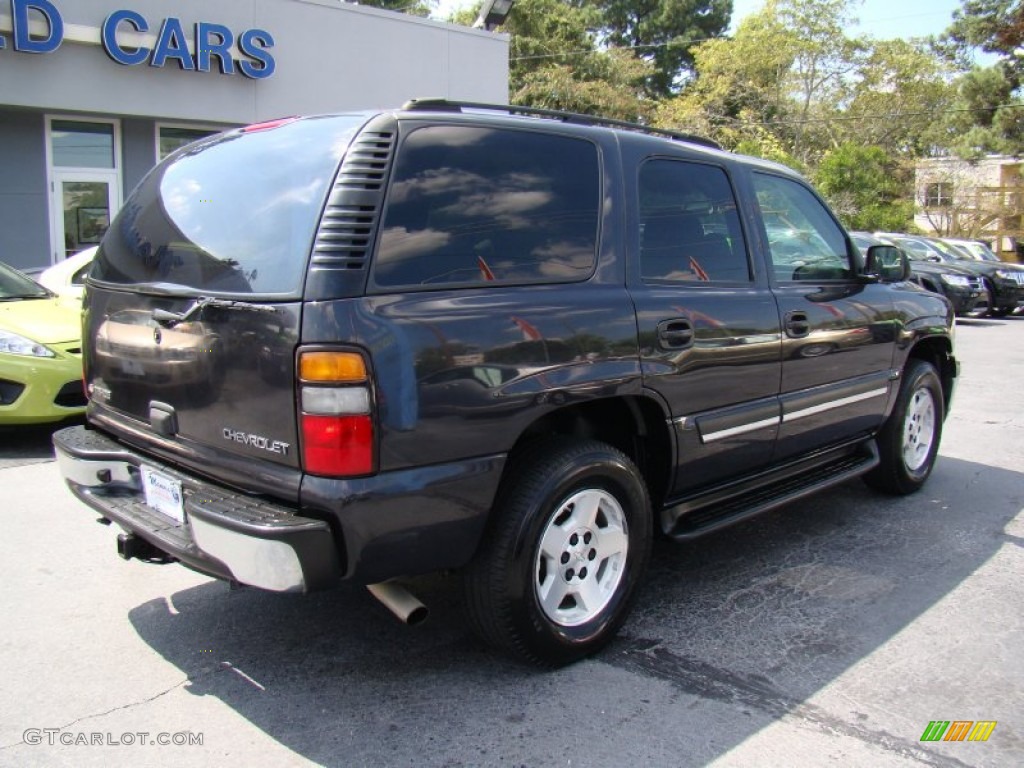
[453,0,653,121]
[937,66,1024,158]
[655,0,866,165]
[944,0,1024,82]
[814,143,914,231]
[653,6,798,151]
[840,39,957,157]
[582,0,732,98]
[773,0,865,163]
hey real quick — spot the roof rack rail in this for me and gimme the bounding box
[400,98,722,150]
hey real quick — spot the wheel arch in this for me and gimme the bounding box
[905,335,956,417]
[507,395,674,510]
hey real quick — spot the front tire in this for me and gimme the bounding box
[864,359,944,495]
[464,438,652,666]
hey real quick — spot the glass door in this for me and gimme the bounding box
[51,170,119,259]
[46,117,121,262]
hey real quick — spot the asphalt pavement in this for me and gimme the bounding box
[0,317,1021,768]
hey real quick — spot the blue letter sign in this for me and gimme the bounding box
[12,0,63,54]
[101,9,149,65]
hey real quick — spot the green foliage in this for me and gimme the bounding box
[937,66,1024,157]
[841,39,957,157]
[582,0,733,98]
[484,0,655,121]
[944,0,1024,79]
[814,143,914,231]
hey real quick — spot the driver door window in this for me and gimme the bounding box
[753,173,853,282]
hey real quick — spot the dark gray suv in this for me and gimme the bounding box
[54,101,957,666]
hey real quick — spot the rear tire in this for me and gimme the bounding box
[464,438,651,666]
[864,359,943,495]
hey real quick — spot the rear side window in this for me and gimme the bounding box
[372,126,600,289]
[639,159,751,283]
[93,115,366,297]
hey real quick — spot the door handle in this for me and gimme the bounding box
[657,319,694,350]
[785,310,811,338]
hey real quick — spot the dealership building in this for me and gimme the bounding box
[0,0,509,270]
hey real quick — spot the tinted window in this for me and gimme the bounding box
[373,126,600,288]
[639,160,750,282]
[93,115,366,296]
[753,173,853,281]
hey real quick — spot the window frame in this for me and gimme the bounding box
[44,115,123,265]
[924,181,953,208]
[367,123,605,294]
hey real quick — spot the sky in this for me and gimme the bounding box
[731,0,966,40]
[433,0,970,42]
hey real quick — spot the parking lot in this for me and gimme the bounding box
[0,317,1021,768]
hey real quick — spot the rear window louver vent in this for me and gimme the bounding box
[311,130,395,271]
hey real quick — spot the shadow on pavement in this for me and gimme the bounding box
[0,419,82,465]
[120,455,1021,766]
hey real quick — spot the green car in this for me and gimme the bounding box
[0,261,86,425]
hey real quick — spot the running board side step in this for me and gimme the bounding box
[663,441,880,540]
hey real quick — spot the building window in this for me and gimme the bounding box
[925,182,953,207]
[51,120,115,168]
[157,125,222,160]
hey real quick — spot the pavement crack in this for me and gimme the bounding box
[604,637,975,768]
[0,666,221,751]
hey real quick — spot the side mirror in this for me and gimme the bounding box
[864,244,910,282]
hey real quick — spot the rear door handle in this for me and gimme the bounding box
[657,319,694,350]
[785,311,811,338]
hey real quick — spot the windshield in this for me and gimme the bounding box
[928,239,971,261]
[93,114,368,298]
[0,262,50,300]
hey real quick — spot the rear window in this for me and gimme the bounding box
[93,115,367,297]
[371,126,601,289]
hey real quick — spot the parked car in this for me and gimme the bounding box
[851,232,986,317]
[0,261,86,425]
[875,232,1024,316]
[37,246,97,303]
[54,101,957,666]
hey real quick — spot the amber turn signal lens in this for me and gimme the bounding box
[299,351,367,382]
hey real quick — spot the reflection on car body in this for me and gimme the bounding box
[93,309,224,405]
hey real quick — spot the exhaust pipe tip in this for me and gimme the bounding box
[367,581,428,626]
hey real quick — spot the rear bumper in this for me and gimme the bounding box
[53,425,340,592]
[53,424,506,589]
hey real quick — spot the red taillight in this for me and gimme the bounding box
[298,348,375,477]
[301,414,374,476]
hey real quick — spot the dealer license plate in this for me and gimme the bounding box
[140,466,184,523]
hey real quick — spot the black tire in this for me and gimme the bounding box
[983,279,1007,316]
[464,438,652,666]
[864,359,944,495]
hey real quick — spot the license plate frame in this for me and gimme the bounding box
[140,466,185,523]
